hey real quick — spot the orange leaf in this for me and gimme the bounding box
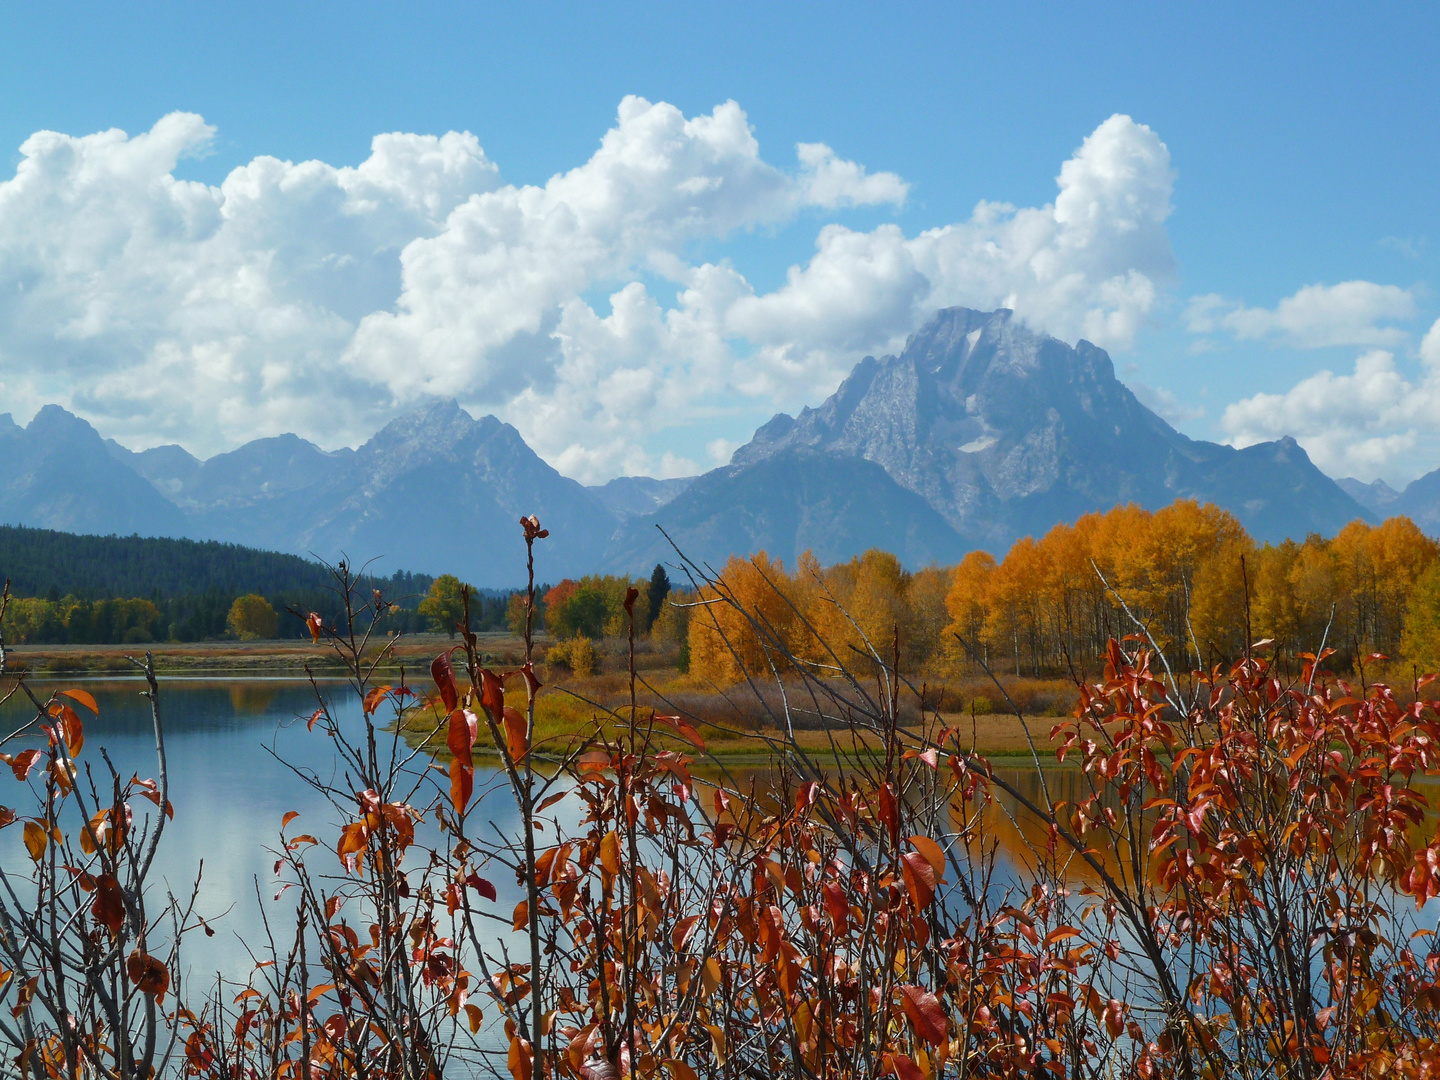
[336,822,368,872]
[22,820,46,861]
[1044,926,1080,948]
[507,1035,533,1080]
[898,984,948,1045]
[58,705,83,757]
[599,830,621,878]
[281,811,300,830]
[126,949,170,999]
[432,652,459,713]
[512,899,529,931]
[900,850,936,909]
[908,835,946,880]
[306,612,324,643]
[362,685,393,717]
[60,689,98,715]
[503,706,528,765]
[464,1003,483,1034]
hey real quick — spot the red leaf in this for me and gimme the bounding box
[4,749,41,782]
[126,949,170,999]
[432,652,459,713]
[877,783,900,844]
[93,874,125,935]
[1104,998,1125,1038]
[465,874,498,902]
[450,758,474,816]
[795,781,820,814]
[898,984,948,1045]
[671,914,702,952]
[480,668,505,721]
[307,708,325,731]
[654,713,705,750]
[823,881,849,931]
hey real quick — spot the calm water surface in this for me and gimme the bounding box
[0,678,1088,967]
[0,676,539,987]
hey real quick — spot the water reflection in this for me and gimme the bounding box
[0,677,1186,990]
[0,678,493,986]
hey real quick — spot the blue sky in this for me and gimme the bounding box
[0,2,1435,485]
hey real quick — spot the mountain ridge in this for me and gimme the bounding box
[2,307,1415,583]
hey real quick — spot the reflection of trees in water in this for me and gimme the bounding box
[226,681,283,714]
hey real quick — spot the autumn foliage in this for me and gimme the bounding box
[686,500,1440,686]
[8,507,1440,1078]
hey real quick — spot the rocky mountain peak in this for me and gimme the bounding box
[719,306,1367,548]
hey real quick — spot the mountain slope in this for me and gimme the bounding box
[606,448,970,574]
[588,475,696,519]
[729,307,1368,548]
[265,401,617,586]
[1,407,191,538]
[1390,468,1440,533]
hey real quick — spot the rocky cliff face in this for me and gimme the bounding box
[729,307,1369,549]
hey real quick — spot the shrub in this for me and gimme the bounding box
[546,633,596,676]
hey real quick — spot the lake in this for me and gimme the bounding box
[0,673,1116,993]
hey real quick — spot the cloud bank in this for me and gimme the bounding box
[1188,281,1417,349]
[0,100,1176,481]
[1222,317,1440,486]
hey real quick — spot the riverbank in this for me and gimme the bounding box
[7,635,1079,760]
[0,632,525,675]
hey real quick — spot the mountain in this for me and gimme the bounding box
[2,308,1383,584]
[588,475,695,519]
[1,406,191,538]
[607,448,971,573]
[1386,469,1440,533]
[1336,477,1401,516]
[8,401,616,587]
[610,307,1371,570]
[278,400,615,586]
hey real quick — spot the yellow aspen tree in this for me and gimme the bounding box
[943,550,996,668]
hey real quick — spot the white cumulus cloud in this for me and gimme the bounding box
[1188,281,1417,349]
[1222,321,1440,485]
[0,101,1178,482]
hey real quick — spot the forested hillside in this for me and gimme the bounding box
[0,524,433,599]
[0,526,445,643]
